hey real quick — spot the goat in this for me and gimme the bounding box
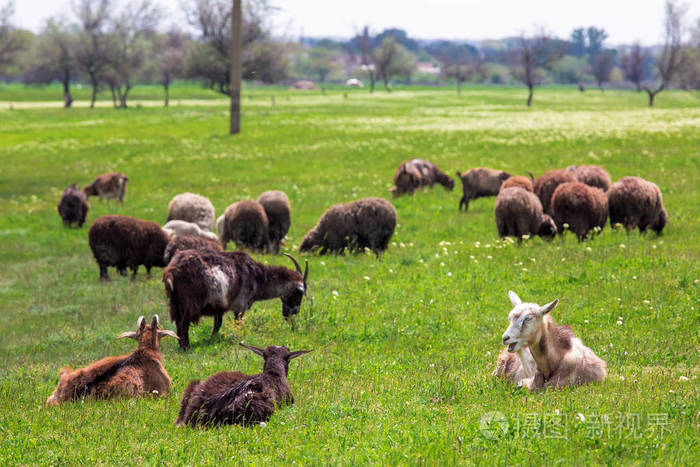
[219,200,269,252]
[456,168,511,211]
[551,182,608,241]
[46,315,178,405]
[494,187,557,242]
[258,190,291,254]
[57,184,89,227]
[493,291,607,390]
[163,234,223,265]
[390,159,454,197]
[175,343,312,427]
[607,176,667,234]
[167,192,216,231]
[163,251,309,350]
[533,169,576,215]
[83,172,128,205]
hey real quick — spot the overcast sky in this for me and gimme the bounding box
[11,0,700,46]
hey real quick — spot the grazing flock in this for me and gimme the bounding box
[49,159,666,426]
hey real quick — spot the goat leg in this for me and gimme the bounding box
[212,315,223,335]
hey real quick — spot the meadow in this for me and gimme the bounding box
[0,84,698,464]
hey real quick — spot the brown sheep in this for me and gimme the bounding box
[163,234,223,265]
[84,172,128,205]
[533,169,576,215]
[299,197,396,256]
[607,176,667,234]
[494,187,557,242]
[390,159,454,197]
[46,315,179,405]
[175,343,312,427]
[567,165,612,192]
[551,182,608,241]
[258,190,291,254]
[500,175,534,193]
[163,251,308,350]
[167,192,216,231]
[219,200,269,252]
[456,168,511,211]
[57,184,89,227]
[88,215,172,281]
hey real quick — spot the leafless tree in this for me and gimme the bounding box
[229,0,242,134]
[438,46,486,94]
[675,18,699,93]
[644,0,688,107]
[73,0,112,108]
[0,0,25,74]
[24,19,78,107]
[620,43,648,92]
[591,51,614,91]
[510,31,564,106]
[354,26,377,92]
[157,30,186,106]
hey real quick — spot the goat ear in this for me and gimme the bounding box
[508,291,522,307]
[117,331,138,340]
[288,349,312,360]
[239,342,265,358]
[537,299,559,316]
[158,329,179,340]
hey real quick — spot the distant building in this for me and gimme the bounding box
[416,62,440,75]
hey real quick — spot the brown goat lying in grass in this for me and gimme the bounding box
[175,343,312,427]
[493,291,607,390]
[46,316,179,405]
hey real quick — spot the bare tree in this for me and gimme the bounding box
[354,26,377,93]
[0,1,25,74]
[620,43,648,92]
[24,19,78,107]
[675,18,700,92]
[437,44,486,94]
[591,51,614,91]
[157,30,186,106]
[73,0,112,108]
[644,0,688,107]
[229,0,241,134]
[510,31,564,106]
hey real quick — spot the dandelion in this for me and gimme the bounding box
[576,413,585,422]
[522,268,528,272]
[440,262,445,267]
[469,255,475,260]
[363,276,370,281]
[485,244,491,248]
[400,242,406,248]
[447,272,452,277]
[584,319,589,324]
[563,223,569,229]
[260,422,267,427]
[332,290,338,296]
[620,244,626,249]
[388,268,394,273]
[586,247,592,252]
[429,363,435,368]
[632,276,637,280]
[679,376,689,382]
[475,241,481,247]
[561,257,566,262]
[320,261,325,266]
[555,409,560,415]
[521,234,530,240]
[619,375,625,381]
[487,255,492,259]
[616,320,623,326]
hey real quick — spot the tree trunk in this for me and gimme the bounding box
[457,80,462,95]
[164,82,169,107]
[369,74,376,93]
[109,85,118,108]
[229,0,243,135]
[120,85,130,109]
[526,85,534,107]
[62,74,72,108]
[89,74,98,109]
[645,84,664,107]
[383,75,391,92]
[635,82,642,93]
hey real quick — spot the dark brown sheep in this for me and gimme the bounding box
[84,172,128,205]
[500,175,534,193]
[175,343,311,427]
[607,176,667,234]
[551,182,609,241]
[46,315,178,405]
[533,169,576,215]
[567,165,612,192]
[390,158,454,197]
[57,184,89,227]
[299,197,396,256]
[163,251,308,350]
[258,190,291,254]
[456,168,511,211]
[494,187,557,242]
[219,200,269,252]
[163,234,223,265]
[88,215,172,281]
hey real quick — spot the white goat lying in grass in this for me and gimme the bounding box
[493,291,607,390]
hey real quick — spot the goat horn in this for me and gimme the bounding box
[239,342,265,358]
[137,316,145,330]
[152,314,160,328]
[284,253,302,274]
[303,260,309,285]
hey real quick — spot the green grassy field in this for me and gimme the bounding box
[0,86,698,465]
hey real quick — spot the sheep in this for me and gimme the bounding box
[533,169,576,215]
[493,291,607,390]
[83,172,128,205]
[258,190,291,254]
[88,215,173,281]
[162,220,218,241]
[219,200,269,252]
[46,315,179,405]
[299,197,396,256]
[567,165,612,192]
[163,251,308,350]
[390,158,454,197]
[551,182,608,240]
[607,176,667,234]
[494,187,557,242]
[175,343,312,427]
[456,168,511,211]
[167,192,215,231]
[164,234,223,265]
[57,184,89,227]
[499,175,533,193]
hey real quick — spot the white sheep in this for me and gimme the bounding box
[163,220,218,241]
[493,291,607,390]
[167,193,215,231]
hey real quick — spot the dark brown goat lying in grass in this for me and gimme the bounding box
[175,343,312,427]
[46,316,179,405]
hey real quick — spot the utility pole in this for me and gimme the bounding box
[229,0,242,134]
